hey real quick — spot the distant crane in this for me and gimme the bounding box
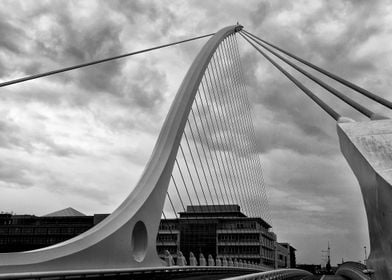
[322,241,331,273]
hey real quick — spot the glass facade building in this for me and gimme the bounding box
[157,205,281,267]
[0,205,294,269]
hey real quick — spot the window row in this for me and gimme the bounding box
[218,246,260,254]
[0,236,68,244]
[158,223,178,231]
[219,221,259,230]
[218,234,260,242]
[156,233,178,242]
[261,248,274,259]
[0,227,89,235]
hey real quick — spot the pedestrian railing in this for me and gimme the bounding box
[163,250,272,271]
[220,268,313,280]
[336,262,371,280]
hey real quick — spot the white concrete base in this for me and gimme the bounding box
[337,119,392,280]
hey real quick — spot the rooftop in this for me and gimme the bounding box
[44,207,86,217]
[186,204,241,213]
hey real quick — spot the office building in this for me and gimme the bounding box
[157,205,279,267]
[0,208,103,253]
[279,242,296,268]
[0,205,295,269]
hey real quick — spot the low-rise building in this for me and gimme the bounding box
[0,208,98,252]
[157,205,278,267]
[279,242,296,268]
[156,219,180,259]
[0,205,296,269]
[276,242,289,268]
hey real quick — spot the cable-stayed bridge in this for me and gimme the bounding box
[0,24,390,280]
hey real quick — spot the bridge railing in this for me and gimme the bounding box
[336,262,371,280]
[0,266,268,280]
[220,268,312,280]
[163,250,273,271]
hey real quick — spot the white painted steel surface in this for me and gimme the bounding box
[338,119,392,280]
[336,262,370,280]
[0,266,260,280]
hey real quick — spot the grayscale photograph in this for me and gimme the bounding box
[0,1,390,279]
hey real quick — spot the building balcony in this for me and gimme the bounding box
[262,231,276,240]
[217,241,260,246]
[156,241,178,246]
[217,229,261,234]
[217,254,261,259]
[157,230,180,234]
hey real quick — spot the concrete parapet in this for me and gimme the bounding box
[199,253,206,266]
[164,250,174,266]
[189,252,197,266]
[177,251,186,266]
[208,254,215,266]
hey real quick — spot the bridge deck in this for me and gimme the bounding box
[303,276,346,280]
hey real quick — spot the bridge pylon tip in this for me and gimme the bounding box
[235,23,243,32]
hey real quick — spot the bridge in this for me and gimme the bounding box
[0,24,390,280]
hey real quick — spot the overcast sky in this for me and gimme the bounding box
[1,0,392,266]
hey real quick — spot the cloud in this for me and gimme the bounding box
[1,0,388,264]
[0,9,29,56]
[0,162,33,188]
[118,60,167,109]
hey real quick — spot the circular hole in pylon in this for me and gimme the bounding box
[131,220,148,262]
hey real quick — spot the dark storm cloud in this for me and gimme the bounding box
[0,0,385,264]
[0,116,85,157]
[0,119,24,149]
[108,0,178,39]
[39,137,87,158]
[242,55,338,155]
[0,2,127,107]
[0,163,33,188]
[247,0,385,93]
[250,1,271,27]
[0,16,25,55]
[88,61,169,134]
[240,0,390,160]
[109,0,159,24]
[37,5,125,95]
[119,62,167,109]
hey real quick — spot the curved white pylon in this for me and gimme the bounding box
[0,25,242,274]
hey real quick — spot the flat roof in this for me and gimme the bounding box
[186,205,241,213]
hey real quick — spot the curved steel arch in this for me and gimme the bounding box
[0,24,243,274]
